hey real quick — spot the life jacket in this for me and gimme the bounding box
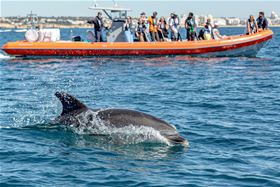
[148,16,158,32]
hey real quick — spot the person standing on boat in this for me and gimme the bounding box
[148,11,160,41]
[246,15,258,35]
[185,12,197,41]
[168,13,180,41]
[87,12,104,42]
[256,12,268,30]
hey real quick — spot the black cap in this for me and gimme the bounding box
[140,12,146,16]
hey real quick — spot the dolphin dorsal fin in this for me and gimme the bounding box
[55,92,87,115]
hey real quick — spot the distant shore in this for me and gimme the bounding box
[0,23,92,29]
[1,23,280,29]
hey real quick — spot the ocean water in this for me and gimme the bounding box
[0,27,280,186]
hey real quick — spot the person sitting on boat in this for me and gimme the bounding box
[256,12,268,30]
[148,12,160,41]
[139,12,151,42]
[203,25,213,40]
[197,19,213,40]
[205,18,213,37]
[87,12,104,42]
[157,16,169,41]
[212,24,228,40]
[136,18,148,42]
[246,15,258,35]
[168,13,180,41]
[185,12,197,41]
[124,16,134,43]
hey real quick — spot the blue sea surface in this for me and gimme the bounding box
[0,28,280,186]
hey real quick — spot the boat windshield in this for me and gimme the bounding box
[89,6,131,20]
[111,11,127,19]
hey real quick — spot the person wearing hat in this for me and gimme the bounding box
[148,11,160,41]
[87,12,104,42]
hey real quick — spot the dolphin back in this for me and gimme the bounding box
[55,92,87,115]
[97,109,177,131]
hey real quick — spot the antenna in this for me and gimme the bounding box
[112,0,118,7]
[26,11,38,29]
[93,0,98,7]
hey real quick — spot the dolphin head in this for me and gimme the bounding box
[164,134,189,147]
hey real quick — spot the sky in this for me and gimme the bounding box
[1,0,280,18]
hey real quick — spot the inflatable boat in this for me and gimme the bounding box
[1,4,273,58]
[2,29,273,58]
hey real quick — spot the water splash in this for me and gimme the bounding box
[67,110,171,145]
[0,53,14,60]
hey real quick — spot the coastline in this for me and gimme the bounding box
[1,23,280,29]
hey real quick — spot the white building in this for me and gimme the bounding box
[270,11,278,19]
[213,18,227,26]
[226,18,240,25]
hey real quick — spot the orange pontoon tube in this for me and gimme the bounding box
[2,30,273,58]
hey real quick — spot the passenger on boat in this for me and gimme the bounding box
[256,12,268,30]
[212,24,228,40]
[203,25,212,40]
[185,12,197,41]
[139,12,151,42]
[205,18,213,36]
[168,13,180,41]
[246,15,258,35]
[148,12,160,41]
[198,19,213,40]
[136,18,148,42]
[124,16,134,42]
[157,17,169,41]
[87,12,104,42]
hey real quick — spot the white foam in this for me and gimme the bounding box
[70,110,171,145]
[0,29,11,32]
[0,53,13,59]
[14,29,27,33]
[0,125,12,129]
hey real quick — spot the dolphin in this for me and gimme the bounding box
[54,92,188,146]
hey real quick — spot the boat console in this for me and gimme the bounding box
[89,3,132,42]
